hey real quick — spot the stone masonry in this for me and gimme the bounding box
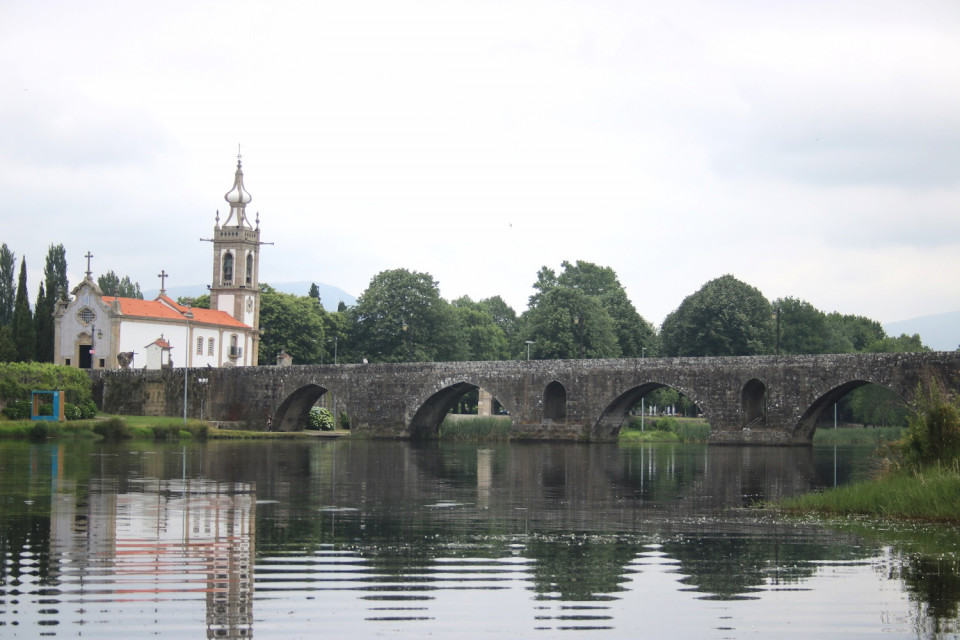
[91,351,960,445]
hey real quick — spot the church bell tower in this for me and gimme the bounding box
[208,156,262,364]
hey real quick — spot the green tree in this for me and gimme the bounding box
[98,270,143,298]
[772,297,845,355]
[660,275,775,356]
[42,244,69,303]
[34,282,54,362]
[522,287,619,359]
[308,282,321,303]
[452,296,509,361]
[33,244,69,362]
[177,294,210,309]
[0,244,15,326]
[866,333,929,353]
[0,326,15,362]
[258,284,327,365]
[529,260,656,358]
[11,257,35,362]
[350,269,461,362]
[826,313,885,352]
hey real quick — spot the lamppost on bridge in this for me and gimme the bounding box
[774,307,781,356]
[401,319,412,361]
[573,314,585,359]
[328,336,338,365]
[183,307,193,426]
[525,340,534,360]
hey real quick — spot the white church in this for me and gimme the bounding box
[53,159,264,369]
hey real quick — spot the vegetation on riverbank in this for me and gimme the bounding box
[812,426,904,445]
[439,416,512,442]
[0,414,324,441]
[780,381,960,523]
[619,417,710,443]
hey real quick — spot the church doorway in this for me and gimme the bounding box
[79,345,93,369]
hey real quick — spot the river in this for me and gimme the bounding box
[0,439,957,638]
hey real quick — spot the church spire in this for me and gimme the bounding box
[222,153,253,228]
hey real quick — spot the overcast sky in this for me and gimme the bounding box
[2,0,958,327]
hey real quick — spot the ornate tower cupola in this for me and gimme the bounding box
[206,154,263,364]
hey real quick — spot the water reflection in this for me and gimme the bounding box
[0,440,957,638]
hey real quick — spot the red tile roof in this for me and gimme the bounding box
[103,296,251,329]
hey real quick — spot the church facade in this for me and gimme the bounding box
[52,159,264,370]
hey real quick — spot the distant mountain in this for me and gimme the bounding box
[885,311,960,352]
[143,281,357,309]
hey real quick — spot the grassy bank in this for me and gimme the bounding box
[812,426,904,445]
[780,466,960,522]
[439,416,512,442]
[619,417,710,443]
[0,415,318,441]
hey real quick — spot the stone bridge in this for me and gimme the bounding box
[92,351,960,445]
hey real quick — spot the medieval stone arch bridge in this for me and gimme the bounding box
[93,351,960,444]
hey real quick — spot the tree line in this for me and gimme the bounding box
[0,242,142,363]
[0,245,931,368]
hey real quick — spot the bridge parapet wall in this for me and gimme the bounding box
[90,351,960,444]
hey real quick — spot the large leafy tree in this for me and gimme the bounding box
[350,268,461,362]
[826,312,885,352]
[660,275,775,356]
[526,260,655,358]
[11,257,35,362]
[98,270,143,298]
[258,284,327,365]
[772,296,847,355]
[452,296,509,361]
[0,244,15,326]
[523,287,619,359]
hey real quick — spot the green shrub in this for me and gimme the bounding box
[2,399,31,420]
[338,410,350,430]
[79,401,98,419]
[151,424,183,440]
[899,383,960,469]
[308,407,335,430]
[93,417,132,440]
[29,422,54,440]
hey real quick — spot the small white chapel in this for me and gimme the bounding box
[52,158,265,369]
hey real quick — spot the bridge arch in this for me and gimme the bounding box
[592,382,704,439]
[273,383,329,432]
[408,380,514,439]
[543,381,567,422]
[741,378,767,429]
[792,379,908,443]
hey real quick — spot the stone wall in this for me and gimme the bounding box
[91,351,960,444]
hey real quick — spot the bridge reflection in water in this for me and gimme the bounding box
[4,440,957,638]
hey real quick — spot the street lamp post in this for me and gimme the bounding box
[328,336,338,365]
[525,340,534,360]
[774,307,781,356]
[402,319,412,361]
[183,307,193,426]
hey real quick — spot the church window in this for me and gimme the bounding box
[196,337,204,355]
[79,308,95,325]
[222,252,234,285]
[245,253,254,286]
[207,338,214,355]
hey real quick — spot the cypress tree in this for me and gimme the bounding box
[11,257,35,362]
[34,281,53,362]
[0,244,15,326]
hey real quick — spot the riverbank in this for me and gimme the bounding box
[779,467,960,522]
[0,415,330,441]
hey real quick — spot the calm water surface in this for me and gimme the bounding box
[1,439,958,639]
